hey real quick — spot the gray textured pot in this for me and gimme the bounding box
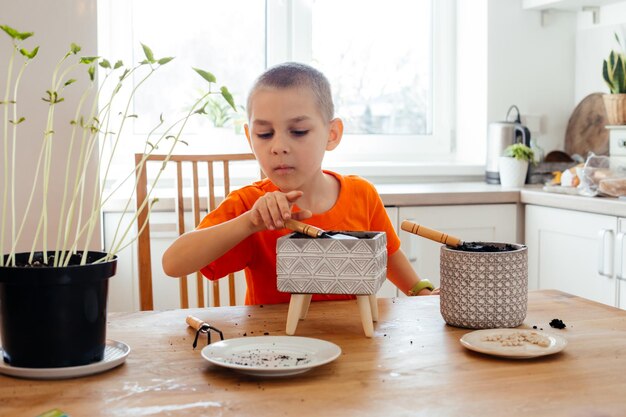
[276,232,387,295]
[440,243,528,329]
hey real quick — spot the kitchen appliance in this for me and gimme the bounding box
[486,105,531,184]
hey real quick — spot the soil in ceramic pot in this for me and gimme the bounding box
[0,251,116,368]
[448,242,518,252]
[12,251,103,267]
[290,232,377,239]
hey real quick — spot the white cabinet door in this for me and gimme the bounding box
[398,204,518,289]
[525,205,618,306]
[377,207,399,298]
[103,212,138,312]
[104,211,247,312]
[617,218,626,309]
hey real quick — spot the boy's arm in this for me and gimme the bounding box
[162,189,311,278]
[162,211,260,277]
[386,249,438,296]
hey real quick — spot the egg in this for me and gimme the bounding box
[560,168,574,187]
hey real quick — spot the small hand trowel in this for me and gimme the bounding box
[400,220,462,247]
[400,220,515,252]
[284,219,358,239]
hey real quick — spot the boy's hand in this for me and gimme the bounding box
[249,190,312,231]
[416,287,440,296]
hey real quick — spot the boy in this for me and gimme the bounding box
[162,62,437,305]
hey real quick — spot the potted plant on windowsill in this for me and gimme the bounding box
[602,33,626,125]
[498,143,535,188]
[0,25,236,369]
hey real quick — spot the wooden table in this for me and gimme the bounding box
[2,290,626,417]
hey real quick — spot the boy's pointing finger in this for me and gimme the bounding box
[284,190,304,202]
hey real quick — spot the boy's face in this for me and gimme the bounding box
[245,86,342,192]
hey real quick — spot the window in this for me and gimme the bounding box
[98,0,456,189]
[313,1,432,137]
[268,0,456,166]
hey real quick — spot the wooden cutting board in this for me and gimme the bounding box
[564,92,609,157]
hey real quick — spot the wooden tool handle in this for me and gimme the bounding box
[186,315,206,331]
[400,220,462,247]
[284,219,323,238]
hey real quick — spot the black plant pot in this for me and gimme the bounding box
[0,251,117,368]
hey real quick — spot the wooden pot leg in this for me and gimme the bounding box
[299,294,313,319]
[356,295,374,338]
[286,294,308,335]
[369,294,379,322]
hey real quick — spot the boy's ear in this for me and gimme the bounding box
[326,118,343,151]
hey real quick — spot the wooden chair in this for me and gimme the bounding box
[134,153,259,311]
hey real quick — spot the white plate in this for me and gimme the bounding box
[460,329,567,359]
[201,336,341,377]
[0,339,130,379]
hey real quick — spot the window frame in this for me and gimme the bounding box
[267,0,457,167]
[98,0,462,184]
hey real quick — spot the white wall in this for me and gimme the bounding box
[457,0,488,164]
[487,1,577,155]
[575,2,626,103]
[0,0,99,254]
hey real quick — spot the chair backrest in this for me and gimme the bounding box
[135,153,259,311]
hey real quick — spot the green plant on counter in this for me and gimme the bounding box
[0,24,237,267]
[197,95,246,134]
[200,95,235,127]
[603,33,626,94]
[503,143,535,163]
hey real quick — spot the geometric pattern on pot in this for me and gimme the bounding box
[277,232,387,295]
[439,244,528,329]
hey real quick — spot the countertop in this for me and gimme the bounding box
[104,181,626,217]
[520,187,626,217]
[376,182,626,217]
[375,182,522,206]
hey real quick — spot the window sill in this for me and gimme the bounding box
[324,161,485,184]
[102,161,486,213]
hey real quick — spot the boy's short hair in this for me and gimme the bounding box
[247,62,334,122]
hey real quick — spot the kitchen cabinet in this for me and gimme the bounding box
[398,204,519,291]
[525,205,626,308]
[104,211,247,312]
[618,218,626,307]
[522,0,617,11]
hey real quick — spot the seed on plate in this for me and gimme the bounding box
[483,331,550,347]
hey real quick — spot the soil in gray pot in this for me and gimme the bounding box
[449,242,518,252]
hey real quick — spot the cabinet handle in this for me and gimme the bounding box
[617,232,626,282]
[598,229,614,278]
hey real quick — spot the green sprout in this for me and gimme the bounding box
[0,25,237,266]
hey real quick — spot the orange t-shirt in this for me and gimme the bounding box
[197,171,401,305]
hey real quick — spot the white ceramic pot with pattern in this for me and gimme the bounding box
[439,243,528,329]
[276,231,387,295]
